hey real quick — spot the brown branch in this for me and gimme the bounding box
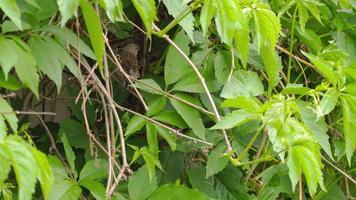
[276,45,316,70]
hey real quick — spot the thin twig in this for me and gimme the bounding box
[299,177,303,200]
[36,114,75,180]
[276,45,316,70]
[103,34,149,111]
[154,25,232,152]
[115,104,213,146]
[134,79,215,116]
[321,155,356,185]
[0,111,57,116]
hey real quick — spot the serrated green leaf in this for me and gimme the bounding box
[103,0,124,22]
[57,0,80,26]
[303,52,338,85]
[164,30,191,85]
[128,165,157,200]
[254,8,281,50]
[146,122,159,156]
[170,93,206,139]
[211,109,261,129]
[154,125,177,151]
[80,0,105,73]
[0,0,22,29]
[200,0,215,36]
[4,136,37,200]
[287,139,325,195]
[29,36,63,89]
[341,95,356,165]
[140,147,162,182]
[0,147,11,185]
[221,96,262,112]
[149,184,209,200]
[132,0,155,37]
[162,0,195,41]
[317,89,339,117]
[146,96,166,117]
[135,79,163,95]
[153,110,188,128]
[49,180,82,200]
[215,0,239,46]
[0,97,18,132]
[32,149,54,200]
[220,70,264,98]
[206,144,228,178]
[79,159,108,182]
[79,179,105,200]
[125,115,146,137]
[61,134,77,177]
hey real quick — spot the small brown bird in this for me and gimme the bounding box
[118,43,140,79]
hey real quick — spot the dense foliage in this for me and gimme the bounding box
[0,0,355,199]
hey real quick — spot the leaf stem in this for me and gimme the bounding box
[236,125,264,161]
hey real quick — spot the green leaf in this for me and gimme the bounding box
[221,97,262,112]
[253,8,281,51]
[341,95,356,165]
[317,89,339,117]
[79,159,108,182]
[220,70,264,98]
[146,122,159,156]
[79,179,106,200]
[0,146,11,185]
[158,150,185,184]
[155,125,177,151]
[297,3,309,33]
[59,119,89,149]
[61,134,77,177]
[146,96,166,117]
[187,166,216,199]
[57,0,80,26]
[162,0,195,41]
[253,8,281,89]
[260,45,281,90]
[211,110,261,130]
[49,180,82,200]
[103,0,124,22]
[153,110,188,128]
[135,79,163,95]
[0,72,23,91]
[29,36,63,89]
[215,0,239,46]
[303,52,338,85]
[0,0,22,29]
[164,30,191,85]
[4,136,37,200]
[140,147,162,181]
[128,165,157,200]
[297,101,334,161]
[200,0,215,36]
[0,37,20,78]
[0,37,40,97]
[80,0,105,73]
[287,138,325,195]
[234,21,250,68]
[170,93,206,139]
[125,115,146,137]
[42,25,95,59]
[132,0,155,37]
[282,84,310,95]
[149,184,209,200]
[214,165,252,199]
[206,144,229,178]
[0,97,18,132]
[32,149,54,200]
[214,50,231,83]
